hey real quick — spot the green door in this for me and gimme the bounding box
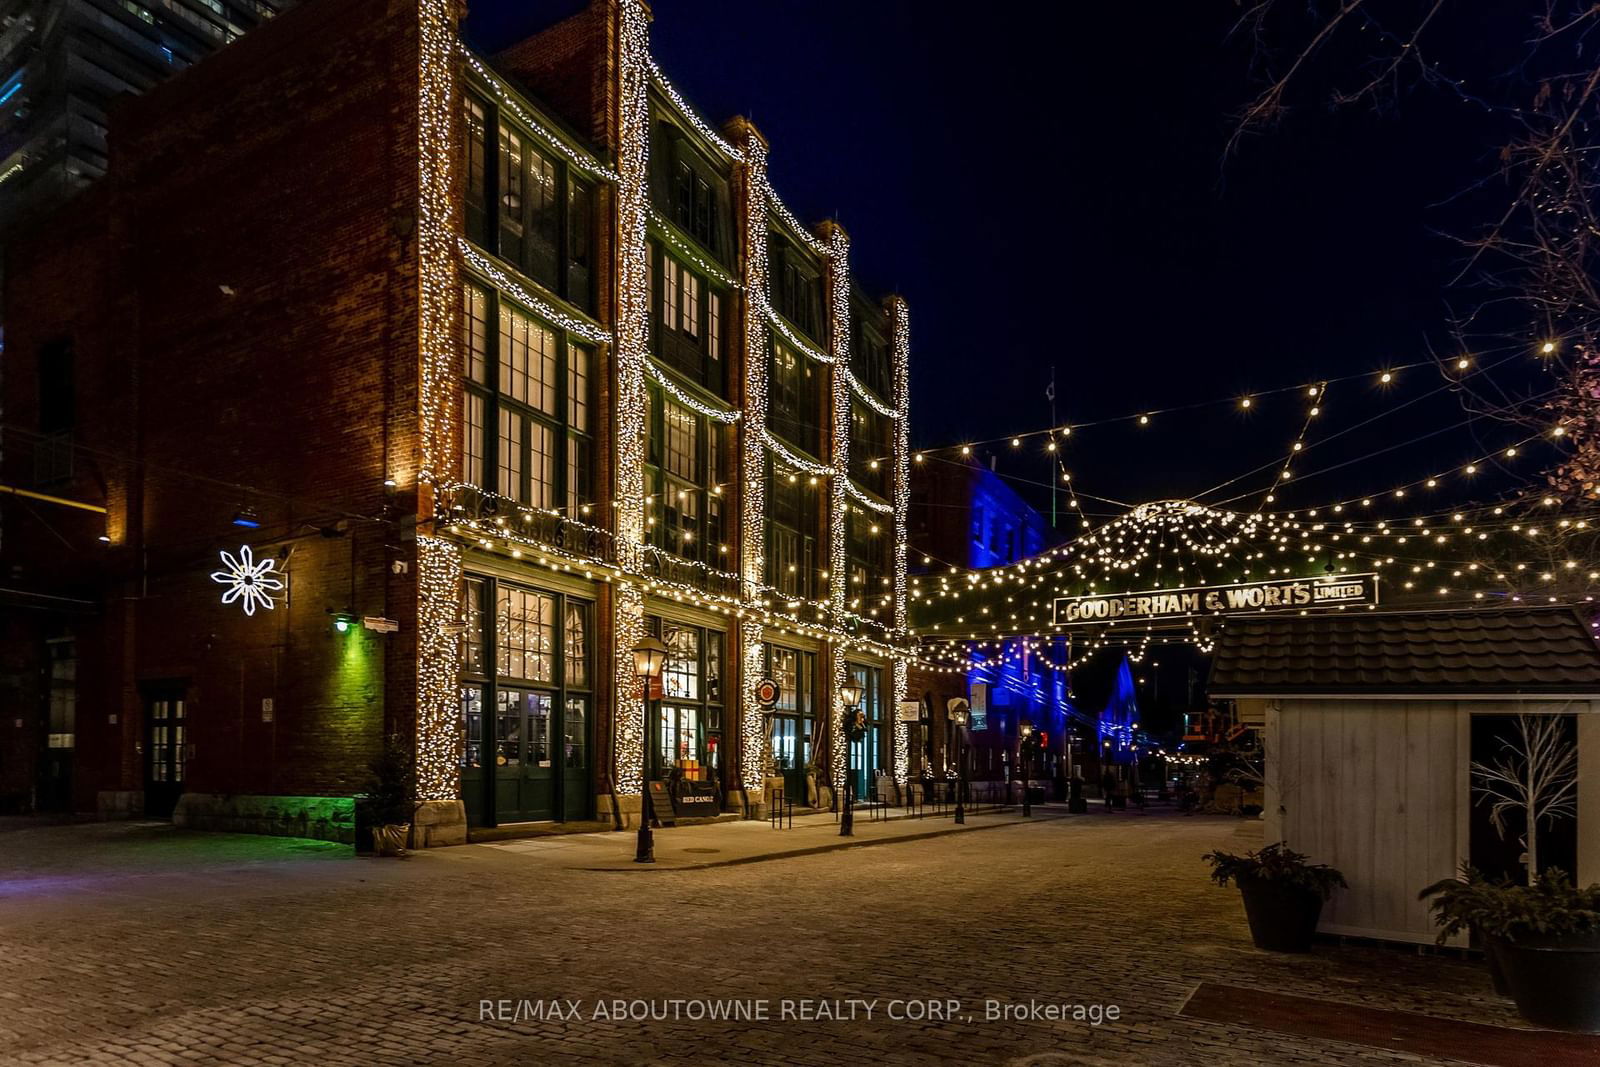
[561,695,590,819]
[494,689,554,822]
[770,715,805,802]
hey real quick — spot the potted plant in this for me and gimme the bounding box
[356,733,416,858]
[1203,842,1347,953]
[1421,867,1600,1032]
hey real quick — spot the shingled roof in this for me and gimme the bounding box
[1207,607,1600,696]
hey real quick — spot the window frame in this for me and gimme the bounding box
[459,279,592,514]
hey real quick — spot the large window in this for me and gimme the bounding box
[766,460,820,599]
[764,644,817,781]
[651,121,733,267]
[768,341,825,457]
[647,617,724,783]
[853,313,893,401]
[848,401,891,498]
[458,575,592,826]
[846,509,889,617]
[848,663,887,800]
[650,242,727,395]
[459,280,592,514]
[646,389,728,565]
[460,89,596,314]
[768,233,823,342]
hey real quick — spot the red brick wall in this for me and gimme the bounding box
[491,0,619,151]
[1,0,428,809]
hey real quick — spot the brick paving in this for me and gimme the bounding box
[0,810,1529,1065]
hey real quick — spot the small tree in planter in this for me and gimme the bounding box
[1203,842,1347,953]
[1421,867,1600,1032]
[356,733,416,858]
[1470,714,1578,887]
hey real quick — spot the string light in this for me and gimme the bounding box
[415,0,461,801]
[610,0,653,794]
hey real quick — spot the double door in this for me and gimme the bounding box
[463,686,589,825]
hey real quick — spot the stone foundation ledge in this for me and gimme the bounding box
[410,799,467,848]
[173,793,355,844]
[97,790,145,819]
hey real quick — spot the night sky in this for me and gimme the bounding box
[463,1,1548,522]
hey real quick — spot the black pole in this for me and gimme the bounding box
[953,726,965,824]
[1022,743,1032,817]
[634,686,655,863]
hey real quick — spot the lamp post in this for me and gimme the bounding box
[838,681,864,837]
[948,702,969,824]
[631,635,668,864]
[1019,722,1036,817]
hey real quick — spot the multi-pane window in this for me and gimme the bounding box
[847,510,889,617]
[769,235,824,341]
[768,341,824,456]
[463,94,489,246]
[849,401,891,498]
[499,122,560,287]
[653,244,726,395]
[763,644,816,776]
[647,390,726,564]
[460,577,486,675]
[499,302,558,414]
[563,600,588,688]
[853,316,893,401]
[457,575,593,828]
[567,344,591,512]
[652,123,732,264]
[663,625,700,700]
[647,617,725,781]
[459,281,588,515]
[498,586,556,683]
[460,88,597,313]
[766,461,819,599]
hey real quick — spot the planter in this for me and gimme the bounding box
[1493,931,1600,1032]
[1482,936,1511,997]
[1237,874,1325,953]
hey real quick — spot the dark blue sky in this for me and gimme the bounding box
[463,2,1538,519]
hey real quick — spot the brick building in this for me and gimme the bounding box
[906,457,1085,798]
[0,0,915,841]
[0,0,295,261]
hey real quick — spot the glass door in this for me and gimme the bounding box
[561,695,590,819]
[495,689,554,822]
[143,692,186,818]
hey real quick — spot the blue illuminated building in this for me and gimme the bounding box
[909,457,1083,783]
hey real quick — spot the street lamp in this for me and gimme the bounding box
[631,635,668,864]
[948,701,969,824]
[838,682,864,837]
[1019,721,1036,817]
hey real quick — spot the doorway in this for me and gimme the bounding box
[143,687,187,819]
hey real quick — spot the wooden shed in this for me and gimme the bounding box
[1208,607,1600,945]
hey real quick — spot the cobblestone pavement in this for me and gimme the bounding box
[0,811,1525,1066]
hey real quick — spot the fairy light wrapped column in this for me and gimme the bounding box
[414,0,463,806]
[819,220,853,794]
[727,115,772,798]
[610,0,653,797]
[888,295,912,785]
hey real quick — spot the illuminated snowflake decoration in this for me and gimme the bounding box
[210,545,283,616]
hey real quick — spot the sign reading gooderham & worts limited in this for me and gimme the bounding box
[1052,573,1378,626]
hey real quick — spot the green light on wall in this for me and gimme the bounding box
[329,611,357,635]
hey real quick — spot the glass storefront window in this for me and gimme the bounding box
[648,618,723,781]
[499,587,555,682]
